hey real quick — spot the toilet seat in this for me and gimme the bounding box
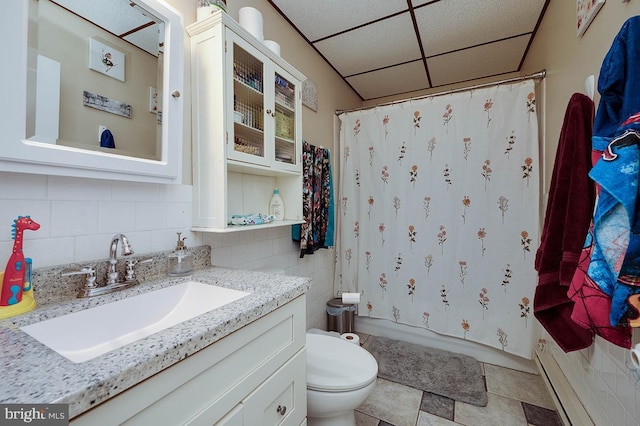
[306,333,378,392]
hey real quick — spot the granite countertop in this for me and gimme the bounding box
[0,266,311,418]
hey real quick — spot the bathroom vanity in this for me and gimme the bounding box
[0,266,310,424]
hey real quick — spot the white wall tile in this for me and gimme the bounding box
[165,202,192,228]
[47,176,112,200]
[98,201,137,234]
[0,172,48,199]
[134,202,167,231]
[111,181,161,201]
[51,200,98,236]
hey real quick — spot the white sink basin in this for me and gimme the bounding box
[21,281,250,363]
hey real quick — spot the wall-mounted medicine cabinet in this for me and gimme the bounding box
[0,0,184,183]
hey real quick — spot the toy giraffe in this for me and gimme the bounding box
[0,216,40,306]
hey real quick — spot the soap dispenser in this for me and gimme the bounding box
[168,232,193,276]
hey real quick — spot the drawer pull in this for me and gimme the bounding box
[276,405,287,416]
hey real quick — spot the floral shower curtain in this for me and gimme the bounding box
[336,80,540,358]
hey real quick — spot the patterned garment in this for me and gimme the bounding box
[588,128,640,327]
[298,142,333,257]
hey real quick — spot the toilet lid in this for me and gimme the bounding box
[306,334,378,392]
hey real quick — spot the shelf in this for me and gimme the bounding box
[275,99,294,112]
[192,219,304,233]
[227,159,300,176]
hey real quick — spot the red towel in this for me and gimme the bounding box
[534,93,595,352]
[568,239,632,348]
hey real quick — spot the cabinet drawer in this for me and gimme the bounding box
[243,349,307,426]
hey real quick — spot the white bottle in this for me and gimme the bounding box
[269,188,284,221]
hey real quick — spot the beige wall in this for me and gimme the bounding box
[522,0,640,189]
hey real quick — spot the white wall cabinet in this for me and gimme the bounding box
[71,295,307,425]
[188,11,306,232]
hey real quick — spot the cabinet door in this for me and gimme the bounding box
[227,30,270,167]
[272,66,301,173]
[243,350,307,426]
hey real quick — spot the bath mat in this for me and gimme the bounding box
[365,336,488,407]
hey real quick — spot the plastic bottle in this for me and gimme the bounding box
[269,188,284,221]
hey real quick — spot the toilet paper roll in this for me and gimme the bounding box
[631,343,640,369]
[239,7,264,41]
[264,40,281,56]
[341,292,360,304]
[341,333,360,345]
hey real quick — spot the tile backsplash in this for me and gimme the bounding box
[0,172,334,330]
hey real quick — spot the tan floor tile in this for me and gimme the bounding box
[417,410,461,425]
[357,378,422,426]
[454,392,527,425]
[484,363,555,409]
[355,410,380,426]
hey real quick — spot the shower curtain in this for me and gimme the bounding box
[336,80,540,358]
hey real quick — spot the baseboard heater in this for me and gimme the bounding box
[534,348,594,426]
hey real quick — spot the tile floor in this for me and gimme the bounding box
[353,333,563,426]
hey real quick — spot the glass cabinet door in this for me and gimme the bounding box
[230,38,268,166]
[273,71,297,170]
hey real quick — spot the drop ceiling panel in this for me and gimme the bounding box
[313,12,420,76]
[267,0,549,100]
[270,0,408,42]
[415,0,546,56]
[346,61,430,100]
[428,36,530,87]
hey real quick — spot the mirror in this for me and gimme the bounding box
[27,0,164,160]
[0,0,183,183]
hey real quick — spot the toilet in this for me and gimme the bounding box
[306,332,378,426]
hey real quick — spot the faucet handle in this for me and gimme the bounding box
[125,256,153,282]
[62,264,98,289]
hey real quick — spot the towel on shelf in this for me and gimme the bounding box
[533,93,595,352]
[292,141,334,257]
[228,213,275,226]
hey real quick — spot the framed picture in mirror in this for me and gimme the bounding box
[89,38,125,81]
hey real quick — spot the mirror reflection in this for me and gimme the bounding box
[27,0,165,160]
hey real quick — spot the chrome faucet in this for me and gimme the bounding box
[107,233,134,285]
[62,233,152,298]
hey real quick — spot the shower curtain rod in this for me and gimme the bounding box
[335,69,546,115]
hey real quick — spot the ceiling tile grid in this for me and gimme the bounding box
[313,12,421,76]
[346,60,431,100]
[427,35,531,87]
[415,0,546,57]
[270,0,408,41]
[268,0,550,100]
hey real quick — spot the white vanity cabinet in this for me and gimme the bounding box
[71,295,307,425]
[188,11,305,232]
